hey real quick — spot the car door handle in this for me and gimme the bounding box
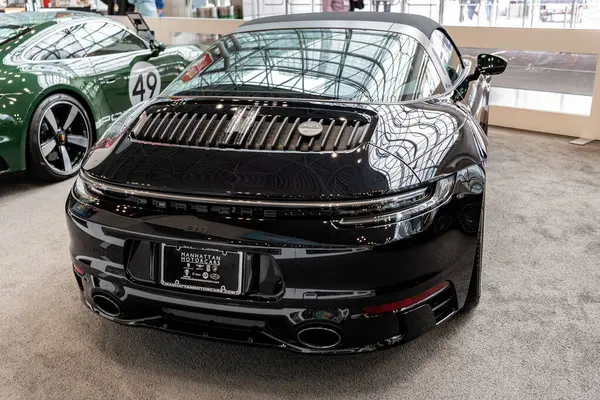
[104,77,118,84]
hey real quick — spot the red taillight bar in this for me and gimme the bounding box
[363,281,450,315]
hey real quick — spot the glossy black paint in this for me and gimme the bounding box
[66,121,485,353]
[84,98,485,200]
[66,19,494,353]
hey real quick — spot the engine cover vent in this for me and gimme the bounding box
[129,104,375,152]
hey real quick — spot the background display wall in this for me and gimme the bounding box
[29,0,599,139]
[106,11,600,141]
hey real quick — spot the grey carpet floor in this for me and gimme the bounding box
[1,128,599,400]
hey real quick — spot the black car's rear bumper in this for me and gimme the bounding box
[74,270,457,354]
[66,166,484,354]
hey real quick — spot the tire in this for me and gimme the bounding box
[462,206,484,312]
[27,94,93,181]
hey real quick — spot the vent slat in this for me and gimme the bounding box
[144,114,162,140]
[168,113,189,143]
[207,115,229,146]
[196,114,217,146]
[317,120,335,151]
[177,114,198,144]
[245,115,266,149]
[307,119,321,151]
[260,116,278,149]
[356,124,369,147]
[333,120,348,151]
[222,106,247,145]
[131,114,150,140]
[295,128,303,150]
[346,121,361,150]
[283,117,300,150]
[269,116,288,150]
[159,112,180,142]
[234,107,260,148]
[130,107,371,152]
[185,114,205,145]
[151,113,171,140]
[296,117,312,151]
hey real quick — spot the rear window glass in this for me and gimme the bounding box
[164,28,445,102]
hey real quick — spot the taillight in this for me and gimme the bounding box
[335,175,454,228]
[363,281,450,315]
[73,263,85,276]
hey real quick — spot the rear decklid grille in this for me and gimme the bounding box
[129,102,376,152]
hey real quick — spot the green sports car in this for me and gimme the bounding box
[0,11,201,180]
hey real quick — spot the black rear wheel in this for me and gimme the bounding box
[27,94,92,181]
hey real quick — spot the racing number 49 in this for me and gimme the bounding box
[132,71,158,101]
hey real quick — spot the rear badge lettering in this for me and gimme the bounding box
[298,121,323,137]
[136,197,279,220]
[184,225,208,233]
[95,112,123,130]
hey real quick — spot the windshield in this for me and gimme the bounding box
[163,28,446,102]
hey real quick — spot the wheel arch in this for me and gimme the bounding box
[30,87,97,137]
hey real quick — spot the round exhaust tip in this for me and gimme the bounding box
[92,294,122,317]
[297,326,342,350]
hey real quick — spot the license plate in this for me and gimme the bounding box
[160,245,243,295]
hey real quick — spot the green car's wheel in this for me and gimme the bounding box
[28,94,92,181]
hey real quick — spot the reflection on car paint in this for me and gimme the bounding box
[65,13,503,353]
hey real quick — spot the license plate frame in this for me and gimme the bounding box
[160,245,243,295]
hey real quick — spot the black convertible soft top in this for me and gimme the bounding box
[238,12,443,37]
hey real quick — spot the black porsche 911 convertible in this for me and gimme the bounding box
[66,12,506,353]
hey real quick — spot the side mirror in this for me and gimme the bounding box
[149,39,166,57]
[464,53,507,84]
[477,53,507,76]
